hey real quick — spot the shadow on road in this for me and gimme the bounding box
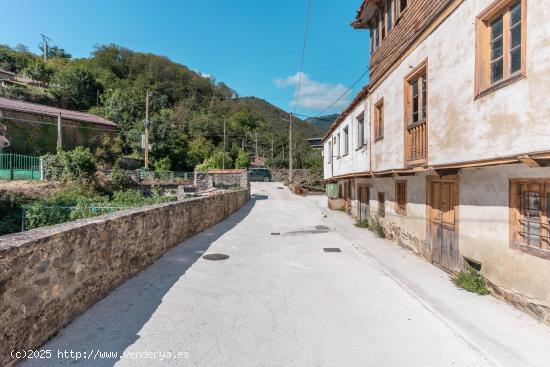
[23,196,259,367]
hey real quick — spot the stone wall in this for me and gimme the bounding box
[270,169,322,184]
[0,190,249,366]
[194,170,249,191]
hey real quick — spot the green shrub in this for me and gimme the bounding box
[0,191,33,235]
[453,267,489,295]
[369,216,386,238]
[195,151,233,171]
[42,147,97,180]
[355,220,369,229]
[235,149,250,169]
[41,153,64,180]
[154,157,171,172]
[61,147,97,179]
[109,165,134,191]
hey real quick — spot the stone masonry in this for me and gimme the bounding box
[0,190,249,366]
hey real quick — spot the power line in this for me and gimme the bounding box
[293,0,313,114]
[315,69,369,117]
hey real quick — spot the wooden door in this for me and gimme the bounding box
[358,186,370,221]
[428,177,459,272]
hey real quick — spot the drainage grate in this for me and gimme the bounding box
[202,254,230,261]
[323,248,342,253]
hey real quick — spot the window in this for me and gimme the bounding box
[395,181,407,215]
[475,0,526,98]
[380,9,386,40]
[327,141,332,164]
[404,60,428,164]
[374,99,384,141]
[510,179,550,260]
[386,0,393,33]
[373,13,380,51]
[399,0,408,16]
[378,192,385,218]
[343,126,349,155]
[357,114,365,147]
[336,133,341,157]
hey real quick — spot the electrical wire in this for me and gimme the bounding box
[315,68,369,117]
[293,0,313,114]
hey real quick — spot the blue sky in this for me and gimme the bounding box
[2,0,370,117]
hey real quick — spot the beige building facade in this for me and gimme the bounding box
[323,0,550,322]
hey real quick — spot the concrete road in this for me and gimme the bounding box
[23,183,545,367]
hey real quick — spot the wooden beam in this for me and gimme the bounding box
[518,155,540,168]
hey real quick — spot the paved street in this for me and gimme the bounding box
[24,183,550,367]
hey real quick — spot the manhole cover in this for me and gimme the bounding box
[323,248,342,253]
[202,254,230,261]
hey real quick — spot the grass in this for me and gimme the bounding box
[355,220,369,229]
[453,267,489,295]
[369,215,386,238]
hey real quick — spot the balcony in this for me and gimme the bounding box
[406,121,427,165]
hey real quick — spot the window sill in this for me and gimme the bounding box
[342,153,349,157]
[355,144,367,151]
[510,242,550,260]
[374,137,384,143]
[406,158,427,167]
[475,73,526,100]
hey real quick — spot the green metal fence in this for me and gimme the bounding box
[0,153,41,180]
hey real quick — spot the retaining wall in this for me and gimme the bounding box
[0,190,249,365]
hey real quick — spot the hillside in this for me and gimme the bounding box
[234,97,324,139]
[306,114,339,133]
[0,43,322,170]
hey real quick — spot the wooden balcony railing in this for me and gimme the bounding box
[406,121,427,164]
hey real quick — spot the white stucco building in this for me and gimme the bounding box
[323,0,550,323]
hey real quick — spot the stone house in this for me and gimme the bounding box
[323,0,550,322]
[0,97,116,154]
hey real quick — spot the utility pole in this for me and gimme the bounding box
[56,112,62,150]
[255,129,258,160]
[288,112,293,182]
[144,91,150,169]
[222,117,226,169]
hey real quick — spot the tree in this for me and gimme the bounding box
[186,136,215,168]
[195,151,233,171]
[235,149,250,169]
[23,59,52,82]
[51,65,101,110]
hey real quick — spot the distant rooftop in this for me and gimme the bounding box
[0,97,117,127]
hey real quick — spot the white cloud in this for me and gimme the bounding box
[274,72,350,110]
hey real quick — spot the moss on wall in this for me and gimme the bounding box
[1,111,115,155]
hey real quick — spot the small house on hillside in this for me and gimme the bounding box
[0,97,116,154]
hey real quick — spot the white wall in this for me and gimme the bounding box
[325,0,550,178]
[323,100,370,179]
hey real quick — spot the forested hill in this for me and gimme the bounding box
[0,43,324,171]
[306,114,339,133]
[234,97,324,138]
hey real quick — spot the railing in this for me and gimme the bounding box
[406,121,427,164]
[0,153,41,180]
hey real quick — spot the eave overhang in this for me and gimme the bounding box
[351,0,382,29]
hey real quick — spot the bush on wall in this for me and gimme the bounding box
[42,147,97,180]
